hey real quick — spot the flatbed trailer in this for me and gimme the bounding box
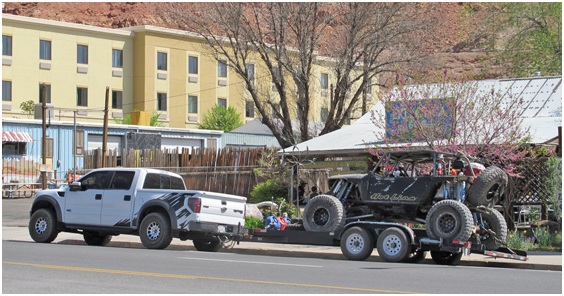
[242,220,527,265]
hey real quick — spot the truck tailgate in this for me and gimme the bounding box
[193,191,246,225]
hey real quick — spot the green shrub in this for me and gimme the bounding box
[250,179,288,203]
[553,232,562,248]
[245,216,264,229]
[532,227,554,249]
[506,230,535,251]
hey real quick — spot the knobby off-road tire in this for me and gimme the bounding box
[139,212,172,249]
[404,249,428,263]
[340,226,375,261]
[467,166,508,207]
[425,200,473,242]
[376,228,410,263]
[193,239,222,252]
[430,251,463,266]
[303,194,345,232]
[29,208,59,243]
[83,231,112,246]
[471,209,508,250]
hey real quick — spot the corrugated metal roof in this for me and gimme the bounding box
[282,76,562,157]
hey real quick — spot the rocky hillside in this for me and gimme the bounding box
[2,2,500,79]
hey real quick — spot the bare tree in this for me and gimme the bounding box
[160,3,432,148]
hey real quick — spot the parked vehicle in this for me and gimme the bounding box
[28,168,246,251]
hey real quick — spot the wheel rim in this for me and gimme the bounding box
[345,233,365,255]
[436,212,457,236]
[382,234,402,256]
[485,184,501,202]
[145,221,161,241]
[34,217,48,235]
[313,208,330,226]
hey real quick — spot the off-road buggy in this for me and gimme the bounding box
[302,150,509,250]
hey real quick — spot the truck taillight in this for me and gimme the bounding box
[188,197,201,213]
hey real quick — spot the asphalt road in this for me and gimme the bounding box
[3,239,562,294]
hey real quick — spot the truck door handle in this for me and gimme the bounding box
[124,195,131,201]
[95,194,102,200]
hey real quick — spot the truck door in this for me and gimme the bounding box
[64,171,112,225]
[100,171,136,226]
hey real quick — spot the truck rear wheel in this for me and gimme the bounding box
[29,208,59,243]
[426,200,473,241]
[430,251,463,265]
[467,166,507,207]
[193,239,222,252]
[471,209,507,250]
[83,231,112,246]
[139,212,172,249]
[340,226,374,261]
[404,249,427,263]
[303,194,345,232]
[376,228,410,262]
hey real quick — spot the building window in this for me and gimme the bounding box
[245,100,255,118]
[39,84,51,104]
[157,92,167,111]
[112,49,123,68]
[157,52,167,70]
[2,142,26,156]
[188,95,198,114]
[2,35,12,56]
[188,56,198,74]
[246,63,255,81]
[40,40,51,60]
[2,81,12,102]
[218,61,227,78]
[112,90,123,109]
[217,98,227,108]
[321,73,329,90]
[77,45,88,64]
[77,87,88,106]
[321,107,329,122]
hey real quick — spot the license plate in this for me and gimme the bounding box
[217,225,226,233]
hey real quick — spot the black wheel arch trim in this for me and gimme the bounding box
[135,199,178,230]
[30,195,63,223]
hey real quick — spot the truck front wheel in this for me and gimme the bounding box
[139,212,172,249]
[29,208,59,243]
[193,239,222,252]
[376,228,410,262]
[340,226,374,261]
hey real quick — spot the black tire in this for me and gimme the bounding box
[139,212,172,249]
[83,231,112,246]
[430,251,463,266]
[284,223,305,231]
[471,209,508,250]
[376,228,410,262]
[404,249,428,263]
[426,200,473,242]
[302,194,345,232]
[193,239,222,252]
[340,227,375,261]
[29,208,59,243]
[467,166,507,207]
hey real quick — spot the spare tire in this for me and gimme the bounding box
[467,166,507,207]
[303,194,345,232]
[471,209,507,250]
[426,200,473,241]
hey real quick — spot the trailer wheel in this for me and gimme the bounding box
[430,251,463,266]
[471,209,507,250]
[303,194,345,232]
[376,228,410,262]
[193,239,222,252]
[467,166,507,207]
[426,200,473,241]
[340,226,374,261]
[404,249,427,263]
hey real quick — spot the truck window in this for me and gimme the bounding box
[143,173,185,189]
[170,176,185,190]
[79,171,113,190]
[109,171,135,190]
[143,173,161,189]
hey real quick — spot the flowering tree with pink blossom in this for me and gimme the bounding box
[370,73,532,174]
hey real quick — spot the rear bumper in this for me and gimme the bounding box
[175,221,245,241]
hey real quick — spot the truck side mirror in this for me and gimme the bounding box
[69,182,82,192]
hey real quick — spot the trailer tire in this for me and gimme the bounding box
[303,194,345,232]
[376,228,410,262]
[404,249,427,263]
[467,166,507,207]
[430,251,463,266]
[340,226,374,261]
[471,209,507,250]
[193,239,222,252]
[426,200,473,241]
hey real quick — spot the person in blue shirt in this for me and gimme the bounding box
[265,212,280,230]
[282,212,291,224]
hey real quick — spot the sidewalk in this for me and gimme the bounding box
[3,226,562,271]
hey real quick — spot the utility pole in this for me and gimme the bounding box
[102,86,110,167]
[41,83,47,189]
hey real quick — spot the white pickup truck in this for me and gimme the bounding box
[28,168,246,251]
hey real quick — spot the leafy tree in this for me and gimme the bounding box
[113,112,164,127]
[198,105,242,132]
[19,100,35,116]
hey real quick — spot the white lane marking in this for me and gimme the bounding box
[179,257,323,268]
